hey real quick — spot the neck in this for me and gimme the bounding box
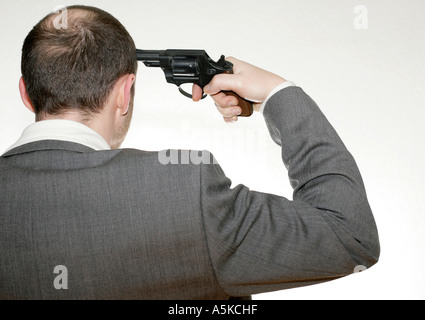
[37,110,114,148]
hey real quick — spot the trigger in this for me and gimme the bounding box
[178,86,207,99]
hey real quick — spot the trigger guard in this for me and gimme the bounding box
[178,86,207,100]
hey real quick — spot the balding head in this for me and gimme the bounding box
[21,5,137,120]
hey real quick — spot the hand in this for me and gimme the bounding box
[192,57,286,122]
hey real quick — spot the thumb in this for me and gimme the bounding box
[203,73,240,95]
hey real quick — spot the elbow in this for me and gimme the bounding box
[360,209,381,269]
[333,206,381,274]
[346,199,381,271]
[365,229,381,268]
[370,227,381,262]
[351,221,381,273]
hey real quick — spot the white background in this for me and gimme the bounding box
[1,0,424,300]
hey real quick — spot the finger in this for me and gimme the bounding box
[192,84,203,102]
[210,92,242,116]
[224,115,238,123]
[210,91,238,109]
[215,103,242,118]
[203,73,241,95]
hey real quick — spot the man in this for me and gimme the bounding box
[0,5,379,299]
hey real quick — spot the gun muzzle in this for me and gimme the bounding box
[136,49,163,67]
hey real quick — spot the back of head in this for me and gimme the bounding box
[21,5,137,120]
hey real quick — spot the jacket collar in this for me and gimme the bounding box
[1,140,97,157]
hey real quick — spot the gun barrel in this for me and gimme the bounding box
[136,49,163,67]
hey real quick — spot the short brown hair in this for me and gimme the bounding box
[21,5,137,119]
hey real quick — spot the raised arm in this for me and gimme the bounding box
[198,57,380,297]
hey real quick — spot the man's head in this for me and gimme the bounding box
[19,5,137,149]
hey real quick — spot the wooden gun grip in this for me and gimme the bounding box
[222,91,253,117]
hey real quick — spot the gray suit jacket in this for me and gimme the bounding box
[0,87,379,299]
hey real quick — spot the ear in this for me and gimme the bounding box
[116,74,135,116]
[19,76,35,113]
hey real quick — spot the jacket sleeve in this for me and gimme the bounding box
[200,86,380,297]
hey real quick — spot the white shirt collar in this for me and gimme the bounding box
[4,119,110,153]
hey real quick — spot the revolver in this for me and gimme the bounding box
[135,49,253,117]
